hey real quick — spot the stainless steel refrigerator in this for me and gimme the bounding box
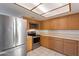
[0,14,27,56]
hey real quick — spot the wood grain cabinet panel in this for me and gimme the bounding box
[77,41,79,56]
[53,38,64,53]
[26,36,32,52]
[67,14,79,29]
[49,37,64,53]
[41,36,64,54]
[40,36,78,56]
[48,37,55,49]
[40,36,49,48]
[41,21,51,30]
[64,39,77,56]
[57,17,67,29]
[41,13,79,30]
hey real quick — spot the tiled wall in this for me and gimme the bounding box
[37,30,79,41]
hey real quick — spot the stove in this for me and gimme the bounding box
[28,31,40,49]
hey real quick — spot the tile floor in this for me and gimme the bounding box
[27,46,65,56]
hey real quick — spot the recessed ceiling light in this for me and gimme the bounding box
[32,3,68,14]
[16,3,40,10]
[42,5,69,17]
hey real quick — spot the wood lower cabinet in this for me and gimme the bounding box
[40,36,49,48]
[64,39,77,56]
[26,36,32,52]
[53,38,64,53]
[77,41,79,55]
[40,36,64,54]
[49,37,64,53]
[40,36,79,56]
[48,37,55,49]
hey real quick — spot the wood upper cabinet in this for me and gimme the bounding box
[67,14,79,29]
[57,17,67,29]
[41,16,68,30]
[23,17,41,30]
[41,13,79,30]
[64,39,77,56]
[41,21,51,30]
[51,17,67,30]
[28,20,41,30]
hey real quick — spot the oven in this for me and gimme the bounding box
[28,31,40,49]
[32,36,40,49]
[33,36,40,43]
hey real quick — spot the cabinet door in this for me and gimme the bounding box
[49,37,55,49]
[26,36,32,52]
[64,39,77,56]
[41,21,51,30]
[58,17,67,29]
[54,38,64,53]
[67,14,79,29]
[51,17,67,30]
[77,41,79,56]
[40,36,49,48]
[49,37,64,53]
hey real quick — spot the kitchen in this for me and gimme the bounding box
[0,3,79,56]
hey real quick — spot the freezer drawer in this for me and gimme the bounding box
[0,45,26,56]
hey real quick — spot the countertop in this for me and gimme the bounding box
[40,33,79,41]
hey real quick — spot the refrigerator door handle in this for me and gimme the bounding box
[13,18,16,46]
[13,18,18,47]
[15,18,18,46]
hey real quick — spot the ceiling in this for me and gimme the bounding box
[0,3,46,20]
[0,3,79,20]
[16,3,69,18]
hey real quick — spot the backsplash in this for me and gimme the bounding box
[37,30,79,40]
